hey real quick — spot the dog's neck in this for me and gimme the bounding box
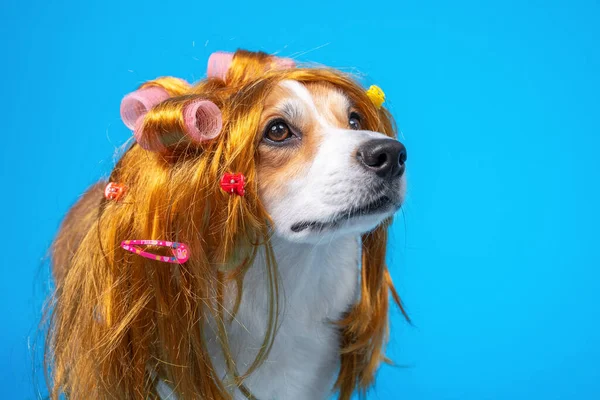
[262,234,362,313]
[227,234,362,399]
[158,235,362,400]
[157,234,362,400]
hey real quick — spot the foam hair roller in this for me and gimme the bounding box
[272,57,296,70]
[120,86,170,130]
[183,99,223,142]
[207,52,235,81]
[207,51,296,80]
[133,99,223,152]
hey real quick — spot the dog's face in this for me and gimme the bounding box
[257,80,407,243]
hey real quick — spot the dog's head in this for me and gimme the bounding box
[257,79,406,243]
[119,51,406,246]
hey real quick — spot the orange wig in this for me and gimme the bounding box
[46,49,408,400]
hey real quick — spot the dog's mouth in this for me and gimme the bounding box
[290,195,399,233]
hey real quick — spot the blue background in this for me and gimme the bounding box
[2,0,599,399]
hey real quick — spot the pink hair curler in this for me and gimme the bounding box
[183,99,223,142]
[133,98,223,152]
[207,51,235,80]
[206,51,296,81]
[120,86,170,130]
[272,57,296,70]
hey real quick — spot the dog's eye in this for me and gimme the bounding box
[264,120,294,143]
[349,112,362,130]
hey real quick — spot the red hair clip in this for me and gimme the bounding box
[220,173,245,196]
[104,182,126,201]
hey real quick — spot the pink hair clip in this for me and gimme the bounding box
[104,182,127,201]
[120,240,190,264]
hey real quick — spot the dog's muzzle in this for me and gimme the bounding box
[356,138,407,179]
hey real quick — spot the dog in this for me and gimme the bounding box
[47,50,408,400]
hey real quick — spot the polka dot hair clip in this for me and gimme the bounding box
[104,182,127,201]
[121,240,190,264]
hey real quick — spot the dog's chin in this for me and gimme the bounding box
[277,195,402,244]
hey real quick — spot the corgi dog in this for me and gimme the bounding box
[47,50,408,400]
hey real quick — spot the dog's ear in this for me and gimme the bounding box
[120,86,170,130]
[133,97,223,153]
[207,51,296,82]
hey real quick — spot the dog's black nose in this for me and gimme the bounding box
[357,139,407,178]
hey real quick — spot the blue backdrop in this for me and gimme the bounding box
[2,0,599,399]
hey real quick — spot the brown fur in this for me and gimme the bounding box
[257,82,359,204]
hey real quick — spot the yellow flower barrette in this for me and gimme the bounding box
[366,85,386,109]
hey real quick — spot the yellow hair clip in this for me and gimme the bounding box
[366,85,385,109]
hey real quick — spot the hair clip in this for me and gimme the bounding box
[220,173,245,196]
[120,240,189,264]
[366,85,386,109]
[104,182,127,201]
